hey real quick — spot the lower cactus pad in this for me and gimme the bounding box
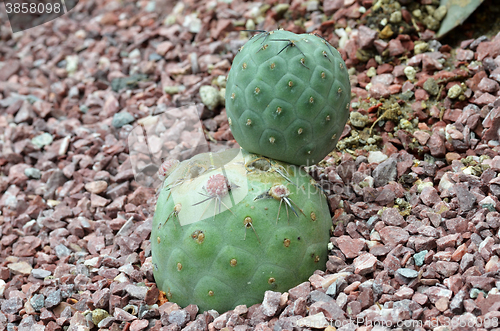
[151,148,332,312]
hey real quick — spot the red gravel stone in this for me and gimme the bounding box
[388,39,405,57]
[353,253,377,275]
[335,235,366,259]
[369,83,391,99]
[379,226,410,246]
[420,186,440,207]
[358,25,378,50]
[427,132,446,157]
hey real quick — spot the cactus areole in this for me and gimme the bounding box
[152,148,331,312]
[225,29,351,166]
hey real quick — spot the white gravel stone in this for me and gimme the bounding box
[368,151,388,164]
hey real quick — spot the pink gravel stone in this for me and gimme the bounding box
[394,286,414,300]
[261,291,281,316]
[0,59,20,81]
[374,39,388,54]
[422,55,443,71]
[474,92,497,106]
[412,292,428,305]
[427,132,446,157]
[425,286,453,304]
[478,77,500,93]
[383,253,401,272]
[435,297,448,312]
[456,49,474,61]
[379,226,409,246]
[343,281,361,294]
[413,130,430,145]
[156,41,175,56]
[415,89,429,101]
[436,233,460,250]
[393,65,406,77]
[369,83,391,99]
[288,282,311,301]
[388,84,401,94]
[358,25,378,49]
[335,235,366,259]
[485,255,500,273]
[435,261,459,277]
[420,186,440,206]
[479,293,500,315]
[476,37,500,61]
[130,319,149,331]
[381,208,406,226]
[371,74,394,86]
[353,253,377,275]
[309,300,346,321]
[388,39,405,57]
[446,274,464,294]
[466,276,496,291]
[408,54,424,66]
[451,243,467,262]
[323,0,344,15]
[114,308,137,321]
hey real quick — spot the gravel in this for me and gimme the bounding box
[1,0,500,330]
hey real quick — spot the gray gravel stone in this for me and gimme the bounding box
[30,294,45,312]
[31,268,51,279]
[450,289,466,314]
[45,289,62,309]
[168,309,190,327]
[55,244,72,259]
[413,250,428,266]
[310,290,334,303]
[112,112,134,128]
[24,167,41,179]
[261,290,281,317]
[372,158,397,187]
[470,288,487,299]
[31,132,53,148]
[397,268,419,279]
[125,284,148,300]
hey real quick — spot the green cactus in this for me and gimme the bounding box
[151,148,331,312]
[225,29,350,166]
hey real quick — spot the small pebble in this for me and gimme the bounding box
[200,85,222,111]
[448,85,462,99]
[31,133,54,148]
[397,268,419,279]
[433,5,447,21]
[414,42,429,54]
[368,151,388,164]
[30,294,45,311]
[389,10,402,23]
[85,180,108,194]
[31,268,51,279]
[350,111,369,128]
[24,167,41,179]
[423,77,439,95]
[112,112,135,128]
[404,66,416,81]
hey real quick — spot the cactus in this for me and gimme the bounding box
[225,29,350,166]
[151,148,331,312]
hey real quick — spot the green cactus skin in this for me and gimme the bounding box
[225,30,351,166]
[151,148,331,313]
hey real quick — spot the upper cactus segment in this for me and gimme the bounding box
[225,29,351,166]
